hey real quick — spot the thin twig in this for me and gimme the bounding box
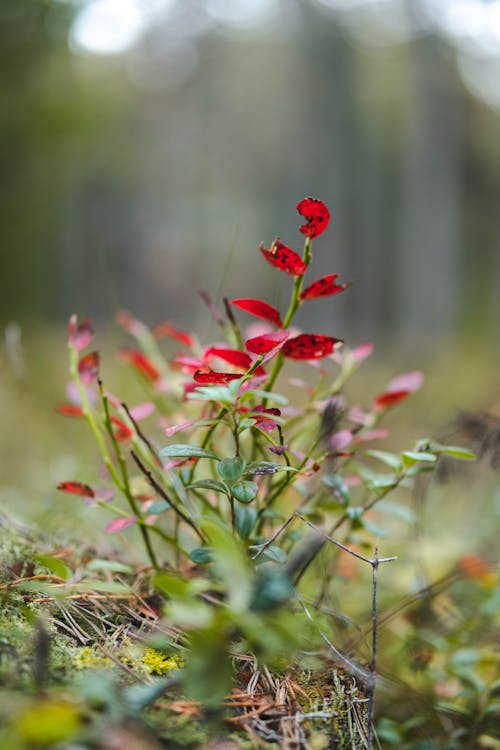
[121,401,161,465]
[131,450,206,543]
[367,543,380,750]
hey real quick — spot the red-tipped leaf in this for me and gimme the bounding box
[153,321,194,347]
[57,481,94,498]
[373,389,411,411]
[296,197,330,238]
[110,416,133,441]
[300,274,351,301]
[283,334,342,360]
[230,298,282,327]
[259,239,306,276]
[68,315,95,352]
[120,348,160,383]
[56,403,85,418]
[78,351,100,383]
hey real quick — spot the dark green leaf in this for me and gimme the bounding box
[186,479,228,495]
[231,480,258,503]
[217,457,246,483]
[146,500,171,514]
[235,505,258,540]
[189,547,214,564]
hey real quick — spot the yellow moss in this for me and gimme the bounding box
[74,647,112,670]
[141,648,183,675]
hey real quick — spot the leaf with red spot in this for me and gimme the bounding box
[296,197,330,238]
[300,274,351,301]
[245,329,290,356]
[204,347,266,376]
[111,416,133,441]
[68,315,95,352]
[56,403,84,418]
[120,348,160,383]
[193,370,242,385]
[105,516,137,535]
[373,390,411,411]
[57,481,95,498]
[78,351,100,384]
[153,321,194,347]
[230,298,282,327]
[259,239,306,276]
[283,334,342,360]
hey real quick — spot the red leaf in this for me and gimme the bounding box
[259,239,306,276]
[120,348,160,382]
[296,197,330,238]
[68,315,94,352]
[78,351,100,383]
[230,298,282,327]
[283,334,342,360]
[105,516,137,534]
[204,347,266,376]
[56,403,84,418]
[153,321,194,347]
[193,369,242,385]
[111,416,133,441]
[300,274,351,301]
[57,481,94,498]
[245,330,290,355]
[373,390,410,411]
[172,354,203,373]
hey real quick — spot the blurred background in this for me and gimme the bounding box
[0,0,499,519]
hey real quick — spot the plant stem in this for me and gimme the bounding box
[367,544,380,750]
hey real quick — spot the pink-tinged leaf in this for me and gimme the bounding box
[193,369,242,385]
[172,354,203,373]
[297,197,331,238]
[68,315,95,352]
[120,348,160,383]
[374,389,411,411]
[259,239,306,276]
[78,351,100,384]
[386,371,424,394]
[164,420,196,437]
[329,430,353,451]
[105,516,137,535]
[283,334,342,360]
[66,380,97,406]
[230,298,282,327]
[116,310,147,338]
[300,274,351,301]
[269,444,288,455]
[351,342,374,363]
[56,403,84,418]
[245,329,290,356]
[129,402,155,421]
[94,488,115,503]
[153,321,194,347]
[354,429,390,443]
[111,417,133,441]
[57,481,94,498]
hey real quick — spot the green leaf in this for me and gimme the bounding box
[246,461,297,476]
[186,479,229,495]
[365,450,403,472]
[217,457,246,483]
[187,385,239,404]
[35,554,72,581]
[85,559,134,574]
[364,474,398,492]
[376,500,416,523]
[401,451,437,467]
[146,500,171,514]
[235,505,258,540]
[231,480,258,503]
[160,443,219,460]
[238,417,257,431]
[258,545,287,564]
[362,518,389,538]
[200,519,252,611]
[239,389,289,406]
[189,547,214,564]
[322,474,350,505]
[437,445,476,461]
